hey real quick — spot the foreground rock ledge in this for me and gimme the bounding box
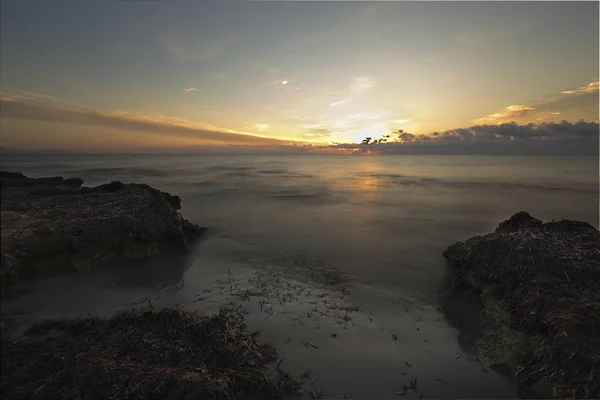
[443,212,600,399]
[0,308,299,399]
[1,171,205,293]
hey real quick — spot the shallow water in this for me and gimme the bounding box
[1,154,598,398]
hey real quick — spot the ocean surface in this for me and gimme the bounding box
[1,154,598,398]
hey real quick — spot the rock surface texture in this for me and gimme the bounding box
[0,308,299,399]
[1,171,205,293]
[443,211,600,398]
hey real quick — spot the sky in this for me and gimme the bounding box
[0,0,598,154]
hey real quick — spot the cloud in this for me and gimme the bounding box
[561,80,599,95]
[153,144,314,156]
[535,111,561,121]
[437,121,598,141]
[165,41,218,62]
[324,121,599,155]
[475,105,536,124]
[17,91,72,104]
[184,87,199,92]
[0,91,77,107]
[266,77,299,90]
[533,79,599,108]
[475,79,599,125]
[350,76,375,91]
[0,95,296,146]
[251,123,270,132]
[329,98,353,107]
[301,128,334,140]
[0,93,37,101]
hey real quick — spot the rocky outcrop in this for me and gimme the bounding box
[1,171,205,293]
[1,308,299,399]
[443,212,600,398]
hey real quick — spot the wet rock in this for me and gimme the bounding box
[495,211,543,233]
[1,171,205,294]
[443,212,600,399]
[0,308,299,399]
[1,171,84,188]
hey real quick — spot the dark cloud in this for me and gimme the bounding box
[1,94,596,155]
[326,121,599,155]
[0,98,291,146]
[428,121,598,141]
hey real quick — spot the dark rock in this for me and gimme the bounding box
[0,308,300,399]
[92,181,126,193]
[0,171,84,189]
[1,171,204,294]
[83,182,182,210]
[495,211,542,233]
[443,212,600,399]
[182,220,207,236]
[0,171,26,180]
[530,380,555,399]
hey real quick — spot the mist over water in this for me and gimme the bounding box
[1,154,597,398]
[2,154,597,298]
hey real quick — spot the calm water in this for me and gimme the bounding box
[1,154,598,398]
[2,154,597,298]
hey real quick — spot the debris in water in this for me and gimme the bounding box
[475,356,489,373]
[302,341,319,350]
[410,377,418,389]
[308,379,324,399]
[276,358,285,372]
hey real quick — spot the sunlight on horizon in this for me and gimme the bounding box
[0,1,597,153]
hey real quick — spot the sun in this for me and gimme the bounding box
[342,124,389,144]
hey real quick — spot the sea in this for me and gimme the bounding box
[1,154,598,398]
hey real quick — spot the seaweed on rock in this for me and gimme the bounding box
[443,212,600,398]
[1,308,299,400]
[1,171,205,293]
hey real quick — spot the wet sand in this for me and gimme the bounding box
[1,233,516,399]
